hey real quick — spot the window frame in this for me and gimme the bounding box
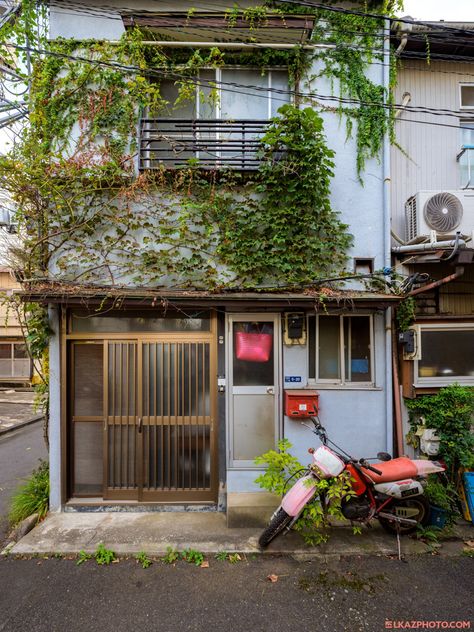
[414,322,474,387]
[459,119,474,189]
[459,83,474,110]
[0,341,32,379]
[159,66,291,121]
[308,314,375,388]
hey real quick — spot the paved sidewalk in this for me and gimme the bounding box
[7,511,473,557]
[0,390,43,435]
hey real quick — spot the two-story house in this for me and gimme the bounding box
[8,0,400,525]
[391,20,474,427]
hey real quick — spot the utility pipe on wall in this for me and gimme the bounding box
[392,238,467,254]
[383,19,393,455]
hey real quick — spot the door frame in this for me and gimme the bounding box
[226,313,282,469]
[66,315,218,503]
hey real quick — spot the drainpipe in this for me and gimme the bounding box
[383,18,393,455]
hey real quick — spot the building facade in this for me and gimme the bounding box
[18,1,398,522]
[390,22,474,419]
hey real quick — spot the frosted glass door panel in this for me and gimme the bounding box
[233,394,275,460]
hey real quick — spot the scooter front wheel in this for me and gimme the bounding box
[258,508,292,548]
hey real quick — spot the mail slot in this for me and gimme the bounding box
[284,389,319,418]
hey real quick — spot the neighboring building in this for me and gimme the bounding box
[20,1,397,522]
[390,21,474,414]
[0,266,32,384]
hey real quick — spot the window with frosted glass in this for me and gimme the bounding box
[310,315,373,384]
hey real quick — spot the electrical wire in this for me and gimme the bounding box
[2,40,473,126]
[50,0,474,37]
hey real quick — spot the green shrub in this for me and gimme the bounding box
[405,384,474,479]
[423,475,458,524]
[9,459,49,525]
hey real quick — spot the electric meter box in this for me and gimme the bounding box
[284,390,319,418]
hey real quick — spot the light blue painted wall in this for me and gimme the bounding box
[227,311,388,493]
[48,2,391,500]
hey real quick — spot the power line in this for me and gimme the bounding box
[270,0,474,36]
[0,42,472,138]
[2,40,473,122]
[49,0,474,51]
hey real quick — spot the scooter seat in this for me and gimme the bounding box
[361,457,418,483]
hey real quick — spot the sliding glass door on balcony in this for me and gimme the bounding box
[140,68,290,170]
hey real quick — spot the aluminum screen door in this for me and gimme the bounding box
[104,337,217,502]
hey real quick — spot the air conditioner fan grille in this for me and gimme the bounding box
[423,192,463,233]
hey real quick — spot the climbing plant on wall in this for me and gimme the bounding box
[0,0,401,291]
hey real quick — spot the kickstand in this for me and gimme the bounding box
[395,522,407,563]
[396,522,401,561]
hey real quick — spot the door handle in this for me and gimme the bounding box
[266,387,274,394]
[138,417,143,433]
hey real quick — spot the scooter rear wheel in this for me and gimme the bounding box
[258,508,292,548]
[378,495,430,535]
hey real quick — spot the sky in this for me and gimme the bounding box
[401,0,474,21]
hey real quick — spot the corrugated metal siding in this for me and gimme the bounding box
[391,60,474,238]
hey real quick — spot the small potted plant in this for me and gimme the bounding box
[423,476,456,528]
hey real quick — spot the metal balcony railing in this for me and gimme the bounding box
[139,118,269,171]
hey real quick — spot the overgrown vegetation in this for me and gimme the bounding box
[9,459,49,526]
[0,0,400,292]
[396,296,416,332]
[405,384,474,481]
[94,543,116,565]
[255,439,354,545]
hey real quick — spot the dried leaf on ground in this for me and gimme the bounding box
[267,574,279,583]
[200,561,210,568]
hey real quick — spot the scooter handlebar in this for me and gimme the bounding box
[358,459,382,476]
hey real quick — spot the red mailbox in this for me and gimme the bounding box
[284,390,319,418]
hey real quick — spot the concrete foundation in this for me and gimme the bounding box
[226,492,280,528]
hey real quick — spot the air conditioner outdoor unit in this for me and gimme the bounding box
[405,190,474,243]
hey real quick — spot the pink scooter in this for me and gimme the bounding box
[258,417,445,547]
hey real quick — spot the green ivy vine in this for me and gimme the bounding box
[0,1,400,291]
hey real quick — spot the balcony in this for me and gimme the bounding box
[139,118,269,171]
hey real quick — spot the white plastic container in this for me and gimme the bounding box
[312,446,345,478]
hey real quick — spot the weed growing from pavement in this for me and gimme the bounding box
[162,546,179,564]
[135,551,152,569]
[228,553,242,564]
[94,543,116,566]
[8,460,49,526]
[76,550,92,566]
[181,549,204,567]
[214,551,228,562]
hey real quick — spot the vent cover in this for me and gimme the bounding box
[423,192,463,233]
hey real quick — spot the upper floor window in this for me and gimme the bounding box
[458,120,474,188]
[308,315,374,386]
[139,68,290,171]
[460,84,474,109]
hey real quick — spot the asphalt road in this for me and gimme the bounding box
[0,421,47,541]
[0,554,472,632]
